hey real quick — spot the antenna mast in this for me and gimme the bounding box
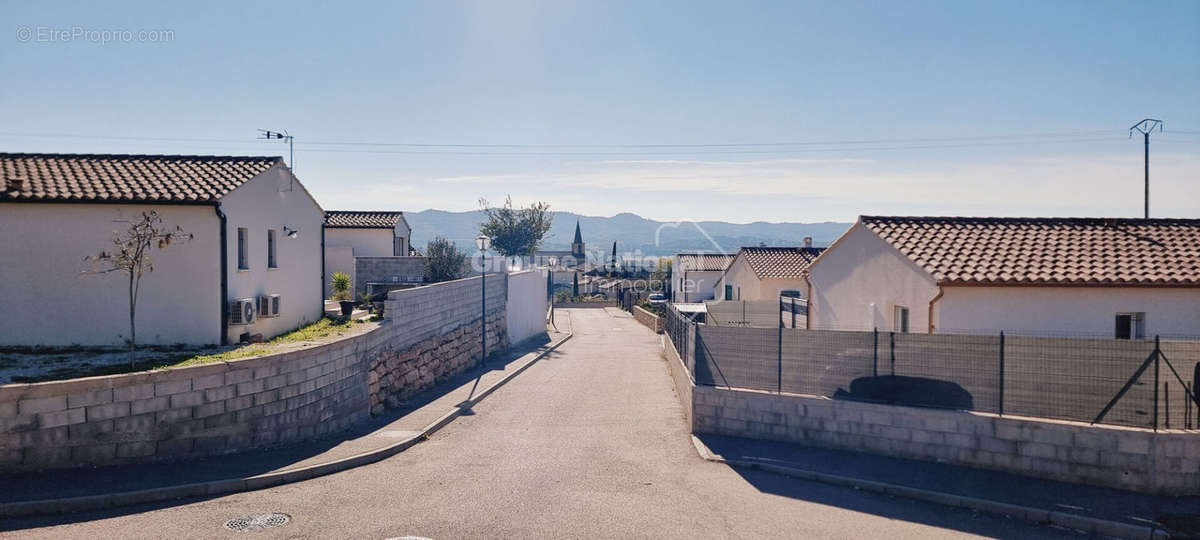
[1129,119,1163,219]
[258,129,295,191]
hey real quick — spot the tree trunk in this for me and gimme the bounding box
[128,271,136,371]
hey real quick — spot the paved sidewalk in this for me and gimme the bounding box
[696,433,1200,536]
[0,316,570,504]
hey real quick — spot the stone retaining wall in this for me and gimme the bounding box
[633,306,663,333]
[0,274,518,472]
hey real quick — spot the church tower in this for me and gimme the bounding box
[570,221,585,260]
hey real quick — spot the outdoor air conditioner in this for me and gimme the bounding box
[229,298,257,325]
[257,294,282,318]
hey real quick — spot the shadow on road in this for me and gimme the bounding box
[0,333,555,530]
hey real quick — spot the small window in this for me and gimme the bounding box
[1115,312,1145,340]
[894,305,910,333]
[780,290,801,298]
[724,284,733,301]
[394,236,404,256]
[267,229,278,268]
[237,228,248,270]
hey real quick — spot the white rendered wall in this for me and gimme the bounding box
[807,222,940,331]
[0,203,221,346]
[324,245,355,298]
[938,286,1200,337]
[393,219,411,256]
[505,269,548,344]
[324,227,393,257]
[713,256,760,303]
[220,165,326,342]
[676,269,724,303]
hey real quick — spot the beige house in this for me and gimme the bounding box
[806,216,1200,336]
[671,253,733,303]
[323,210,423,297]
[712,245,824,303]
[0,153,326,346]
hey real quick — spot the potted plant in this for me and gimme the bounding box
[358,291,374,314]
[331,272,354,316]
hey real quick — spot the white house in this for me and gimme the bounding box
[323,210,423,297]
[713,244,824,303]
[806,216,1200,337]
[671,253,733,303]
[0,153,326,346]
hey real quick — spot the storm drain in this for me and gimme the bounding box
[224,513,291,532]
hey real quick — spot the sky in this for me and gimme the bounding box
[1,0,1197,223]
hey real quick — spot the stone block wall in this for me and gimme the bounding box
[0,273,521,472]
[354,256,426,296]
[692,386,1200,495]
[633,306,663,334]
[0,338,370,471]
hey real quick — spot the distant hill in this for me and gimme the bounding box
[406,210,851,257]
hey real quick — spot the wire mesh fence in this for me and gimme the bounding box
[664,304,1200,430]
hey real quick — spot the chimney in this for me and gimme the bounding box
[803,236,813,248]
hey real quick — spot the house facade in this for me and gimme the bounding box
[806,216,1200,336]
[0,153,325,346]
[323,210,423,297]
[712,245,824,303]
[671,253,733,303]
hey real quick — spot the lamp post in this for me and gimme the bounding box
[476,234,491,363]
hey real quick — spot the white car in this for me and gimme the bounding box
[647,293,667,306]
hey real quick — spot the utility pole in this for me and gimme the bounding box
[1129,119,1163,219]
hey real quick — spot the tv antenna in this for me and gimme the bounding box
[1129,119,1162,219]
[259,129,295,191]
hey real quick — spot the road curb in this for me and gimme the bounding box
[0,331,572,519]
[690,436,1169,540]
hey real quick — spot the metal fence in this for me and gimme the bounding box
[664,304,1200,430]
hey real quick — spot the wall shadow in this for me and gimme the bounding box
[833,375,974,410]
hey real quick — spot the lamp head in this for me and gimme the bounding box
[475,234,491,251]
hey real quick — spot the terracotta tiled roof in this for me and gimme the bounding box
[676,253,734,272]
[324,210,404,229]
[861,216,1200,286]
[0,153,281,203]
[740,246,825,279]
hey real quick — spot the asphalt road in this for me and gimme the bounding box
[1,308,1083,539]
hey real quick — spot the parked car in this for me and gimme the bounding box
[648,293,667,306]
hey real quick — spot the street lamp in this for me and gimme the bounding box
[476,234,491,363]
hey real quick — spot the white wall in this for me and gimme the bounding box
[505,270,548,344]
[0,203,221,346]
[324,245,355,298]
[393,219,411,256]
[807,222,941,331]
[325,227,393,257]
[939,286,1200,337]
[675,269,724,303]
[713,256,758,302]
[220,165,326,343]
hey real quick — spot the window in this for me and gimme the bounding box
[780,290,801,298]
[724,284,733,301]
[267,229,278,268]
[394,236,405,256]
[894,305,910,333]
[1115,312,1145,340]
[237,228,248,270]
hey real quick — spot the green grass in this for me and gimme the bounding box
[5,317,372,383]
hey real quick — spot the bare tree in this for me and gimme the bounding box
[85,211,192,370]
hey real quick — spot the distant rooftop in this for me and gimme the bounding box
[676,253,734,272]
[324,210,404,229]
[739,246,825,278]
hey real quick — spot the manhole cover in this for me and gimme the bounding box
[224,513,291,531]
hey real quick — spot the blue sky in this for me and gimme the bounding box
[2,0,1197,222]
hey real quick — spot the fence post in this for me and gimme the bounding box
[872,328,878,377]
[791,298,797,329]
[1164,382,1169,429]
[998,331,1005,416]
[1153,335,1160,432]
[777,323,783,394]
[889,331,896,376]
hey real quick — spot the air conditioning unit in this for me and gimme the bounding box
[229,298,257,325]
[258,294,282,318]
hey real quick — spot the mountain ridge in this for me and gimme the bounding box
[406,209,851,257]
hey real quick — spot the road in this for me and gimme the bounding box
[1,308,1081,539]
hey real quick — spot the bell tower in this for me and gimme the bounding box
[570,221,585,260]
